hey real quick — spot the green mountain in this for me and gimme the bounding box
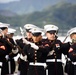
[20,3,76,28]
[0,0,76,14]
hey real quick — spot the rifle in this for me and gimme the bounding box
[63,35,69,43]
[47,39,56,56]
[4,38,25,56]
[20,27,25,38]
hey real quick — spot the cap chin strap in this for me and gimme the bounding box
[2,33,4,38]
[72,39,76,44]
[0,29,4,38]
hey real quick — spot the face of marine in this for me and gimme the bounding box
[2,28,8,36]
[7,33,14,38]
[26,32,32,39]
[32,35,42,43]
[46,32,56,41]
[70,33,76,43]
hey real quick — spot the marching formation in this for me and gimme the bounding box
[0,22,76,75]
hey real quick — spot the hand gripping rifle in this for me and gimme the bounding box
[4,38,17,55]
[17,27,26,56]
[5,27,25,56]
[5,36,25,56]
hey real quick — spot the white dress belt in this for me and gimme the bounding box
[29,62,47,68]
[0,62,2,67]
[46,59,62,62]
[72,62,76,65]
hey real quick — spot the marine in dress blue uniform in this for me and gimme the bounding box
[16,24,38,75]
[67,28,76,75]
[43,24,70,75]
[7,27,18,74]
[0,22,18,75]
[23,27,49,75]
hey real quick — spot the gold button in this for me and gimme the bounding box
[55,56,56,58]
[35,50,37,53]
[35,57,37,59]
[35,60,37,62]
[54,53,56,55]
[35,54,37,56]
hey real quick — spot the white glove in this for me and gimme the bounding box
[20,54,27,61]
[22,38,39,50]
[30,43,39,50]
[47,50,55,56]
[22,38,30,44]
[5,55,9,60]
[12,48,19,54]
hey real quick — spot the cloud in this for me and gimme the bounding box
[0,0,20,3]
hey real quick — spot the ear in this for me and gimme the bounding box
[46,32,48,36]
[70,34,73,39]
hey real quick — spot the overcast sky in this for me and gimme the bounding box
[0,0,20,3]
[0,0,75,3]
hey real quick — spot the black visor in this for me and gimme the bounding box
[0,27,8,30]
[32,32,41,36]
[26,29,31,32]
[71,33,76,35]
[47,30,56,34]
